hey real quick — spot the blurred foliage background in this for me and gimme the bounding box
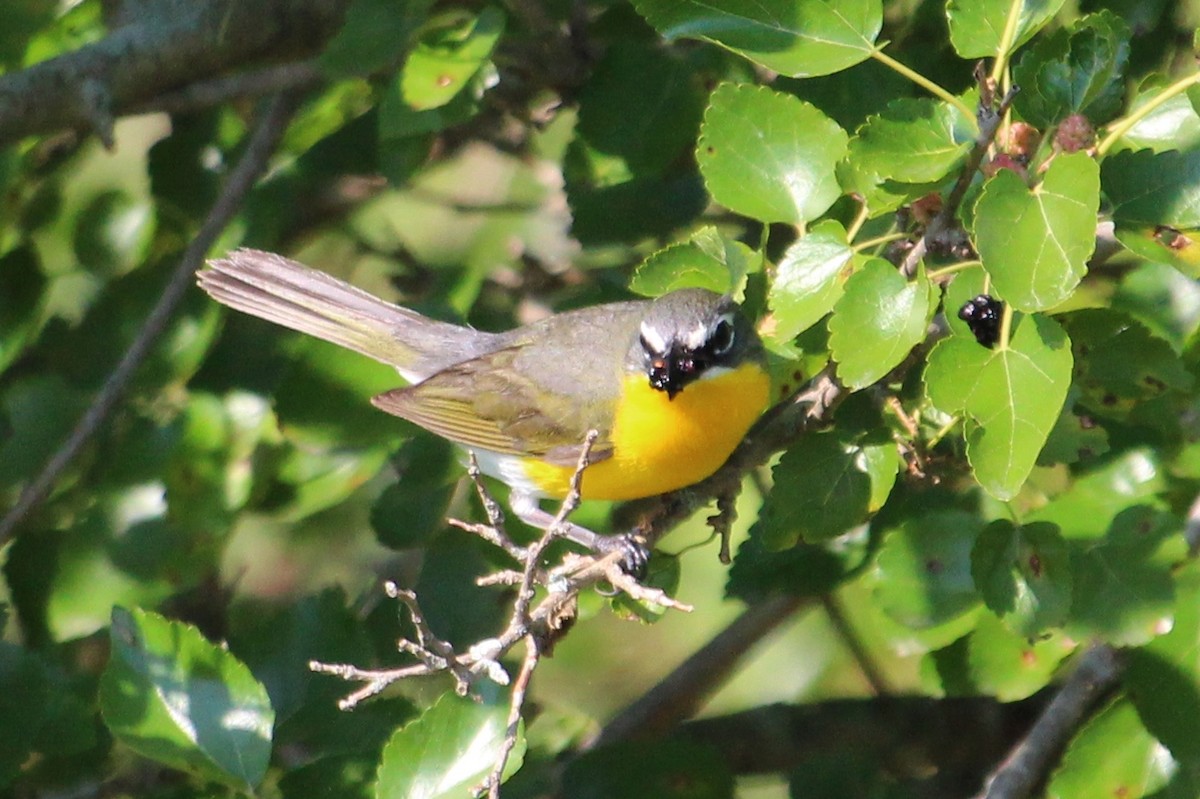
[4,0,1200,797]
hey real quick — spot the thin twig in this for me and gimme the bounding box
[0,91,301,548]
[898,81,1018,280]
[311,430,689,710]
[450,453,526,560]
[821,594,891,696]
[976,644,1123,799]
[482,637,541,799]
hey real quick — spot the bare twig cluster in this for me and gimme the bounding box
[309,434,692,797]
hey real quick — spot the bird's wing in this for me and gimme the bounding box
[371,346,615,465]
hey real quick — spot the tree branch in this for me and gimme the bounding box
[0,91,301,548]
[675,695,1040,783]
[0,0,344,146]
[977,644,1124,799]
[591,593,809,747]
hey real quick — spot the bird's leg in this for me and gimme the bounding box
[509,492,648,577]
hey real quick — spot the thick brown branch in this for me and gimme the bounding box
[675,694,1040,783]
[0,0,345,146]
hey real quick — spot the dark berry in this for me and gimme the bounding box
[958,295,1004,348]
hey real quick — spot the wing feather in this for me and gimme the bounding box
[371,347,614,463]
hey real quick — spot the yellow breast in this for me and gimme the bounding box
[523,362,770,501]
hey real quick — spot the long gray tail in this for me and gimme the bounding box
[198,249,484,382]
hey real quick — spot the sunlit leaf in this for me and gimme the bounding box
[967,613,1074,701]
[375,683,524,799]
[925,313,1074,500]
[630,227,753,297]
[698,83,848,224]
[768,220,855,341]
[828,258,934,389]
[946,0,1067,59]
[632,0,881,77]
[845,98,974,185]
[1047,698,1174,798]
[401,8,504,111]
[973,152,1100,311]
[100,608,274,789]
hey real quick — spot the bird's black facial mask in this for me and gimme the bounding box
[644,321,736,399]
[647,345,702,400]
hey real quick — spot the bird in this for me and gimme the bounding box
[198,249,770,553]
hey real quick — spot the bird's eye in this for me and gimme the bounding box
[709,317,735,356]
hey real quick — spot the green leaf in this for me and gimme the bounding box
[1029,446,1166,537]
[925,313,1074,501]
[845,98,974,185]
[0,246,47,376]
[971,520,1072,637]
[758,432,879,547]
[1119,75,1200,153]
[72,189,153,277]
[0,375,88,489]
[1065,506,1184,647]
[376,72,485,184]
[282,755,376,799]
[967,613,1075,701]
[874,511,983,629]
[973,151,1100,311]
[565,141,707,244]
[1012,11,1131,127]
[0,642,51,787]
[630,227,753,297]
[631,0,881,77]
[375,684,524,799]
[1105,148,1200,228]
[226,589,378,740]
[1061,309,1193,420]
[1037,396,1110,465]
[100,607,274,789]
[401,8,504,111]
[1104,148,1200,278]
[576,42,706,176]
[728,528,870,602]
[1047,698,1174,799]
[828,258,933,389]
[946,0,1067,59]
[371,437,457,549]
[320,0,433,78]
[768,220,854,341]
[697,83,848,224]
[1127,563,1200,769]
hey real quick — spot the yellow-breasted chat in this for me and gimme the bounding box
[198,249,770,551]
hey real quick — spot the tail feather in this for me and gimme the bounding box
[198,249,479,381]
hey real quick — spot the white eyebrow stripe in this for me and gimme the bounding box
[684,322,709,349]
[640,321,669,355]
